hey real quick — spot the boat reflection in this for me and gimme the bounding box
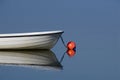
[0,50,62,70]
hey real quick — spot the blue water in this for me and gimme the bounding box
[0,0,120,80]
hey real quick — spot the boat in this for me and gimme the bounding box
[0,30,64,49]
[0,50,62,70]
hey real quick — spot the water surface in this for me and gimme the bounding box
[0,0,120,80]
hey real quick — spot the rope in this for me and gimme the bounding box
[60,36,67,48]
[60,52,66,63]
[59,36,67,63]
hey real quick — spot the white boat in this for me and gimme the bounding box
[0,30,64,49]
[0,50,62,70]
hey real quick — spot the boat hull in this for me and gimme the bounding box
[0,31,63,49]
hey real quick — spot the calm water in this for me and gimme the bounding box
[0,0,120,80]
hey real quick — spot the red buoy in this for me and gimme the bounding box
[67,41,76,50]
[67,49,76,57]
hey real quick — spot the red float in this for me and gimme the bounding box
[67,41,76,50]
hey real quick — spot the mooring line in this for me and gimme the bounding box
[60,36,67,48]
[60,52,66,63]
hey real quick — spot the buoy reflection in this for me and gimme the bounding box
[67,49,76,57]
[60,49,76,63]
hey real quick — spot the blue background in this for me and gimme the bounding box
[0,0,120,80]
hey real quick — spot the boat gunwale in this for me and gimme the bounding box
[0,30,64,38]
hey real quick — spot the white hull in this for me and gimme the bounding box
[0,30,63,49]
